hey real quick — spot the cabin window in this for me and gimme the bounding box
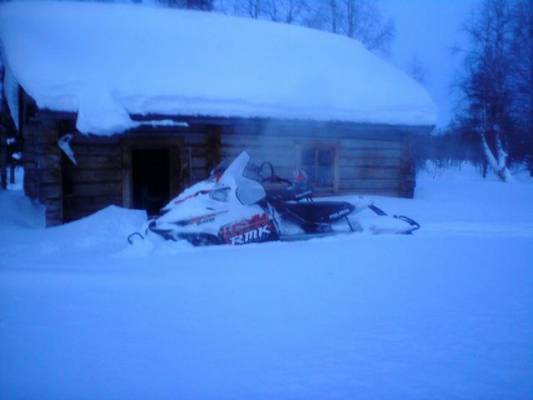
[302,146,336,191]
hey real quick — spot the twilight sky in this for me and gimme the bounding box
[381,0,480,128]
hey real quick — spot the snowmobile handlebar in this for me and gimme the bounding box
[259,161,275,180]
[253,161,295,189]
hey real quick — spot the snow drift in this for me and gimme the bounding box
[0,1,437,135]
[0,166,532,399]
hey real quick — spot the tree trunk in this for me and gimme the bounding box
[480,131,514,182]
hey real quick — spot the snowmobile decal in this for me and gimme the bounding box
[220,213,278,245]
[177,211,228,226]
[329,208,352,219]
[171,189,212,205]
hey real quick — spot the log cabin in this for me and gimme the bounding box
[0,1,437,226]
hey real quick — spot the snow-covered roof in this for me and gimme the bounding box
[0,1,437,135]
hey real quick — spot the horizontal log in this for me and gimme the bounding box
[225,148,307,162]
[221,135,297,147]
[46,217,63,227]
[39,167,124,185]
[34,143,63,154]
[222,137,404,160]
[339,138,404,150]
[35,130,60,144]
[220,151,298,164]
[183,134,209,145]
[126,128,207,137]
[22,168,37,180]
[191,170,209,181]
[64,195,123,215]
[310,187,336,196]
[269,166,299,178]
[64,209,97,222]
[223,133,405,150]
[22,154,35,165]
[339,157,403,168]
[221,150,298,168]
[185,147,208,158]
[336,188,400,197]
[339,148,403,158]
[72,135,120,145]
[39,183,62,200]
[226,125,411,140]
[67,211,97,221]
[338,179,401,191]
[69,144,121,157]
[23,179,39,199]
[398,180,416,198]
[221,143,298,154]
[67,169,122,183]
[36,153,61,168]
[39,169,62,184]
[42,197,62,211]
[73,154,122,169]
[70,182,122,197]
[190,157,207,169]
[339,166,402,180]
[35,147,120,169]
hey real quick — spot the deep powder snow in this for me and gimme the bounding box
[0,166,532,399]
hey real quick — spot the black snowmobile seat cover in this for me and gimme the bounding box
[283,201,354,224]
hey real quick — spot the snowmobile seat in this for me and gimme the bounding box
[282,201,354,225]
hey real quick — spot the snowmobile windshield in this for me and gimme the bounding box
[220,151,251,180]
[236,177,266,205]
[217,151,266,205]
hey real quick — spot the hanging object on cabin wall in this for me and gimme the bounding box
[58,134,77,165]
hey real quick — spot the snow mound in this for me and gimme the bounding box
[0,1,437,135]
[53,205,148,249]
[0,190,44,229]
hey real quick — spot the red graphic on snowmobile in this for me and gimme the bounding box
[220,213,277,245]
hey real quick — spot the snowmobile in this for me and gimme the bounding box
[127,151,419,246]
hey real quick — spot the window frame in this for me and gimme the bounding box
[300,142,339,193]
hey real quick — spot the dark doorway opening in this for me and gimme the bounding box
[132,149,170,216]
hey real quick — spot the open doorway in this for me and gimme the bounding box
[132,149,171,216]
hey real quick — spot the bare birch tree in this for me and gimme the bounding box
[508,0,533,173]
[158,0,214,10]
[458,0,516,181]
[408,55,429,85]
[305,0,395,55]
[217,0,394,54]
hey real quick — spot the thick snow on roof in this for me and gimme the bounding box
[0,1,437,135]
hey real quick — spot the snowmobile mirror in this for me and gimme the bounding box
[235,177,266,206]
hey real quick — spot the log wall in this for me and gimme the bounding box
[22,118,64,226]
[220,121,416,198]
[23,114,419,226]
[23,119,219,225]
[63,135,123,222]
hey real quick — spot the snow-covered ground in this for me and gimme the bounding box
[1,165,532,399]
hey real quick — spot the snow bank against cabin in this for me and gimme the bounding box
[0,1,437,135]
